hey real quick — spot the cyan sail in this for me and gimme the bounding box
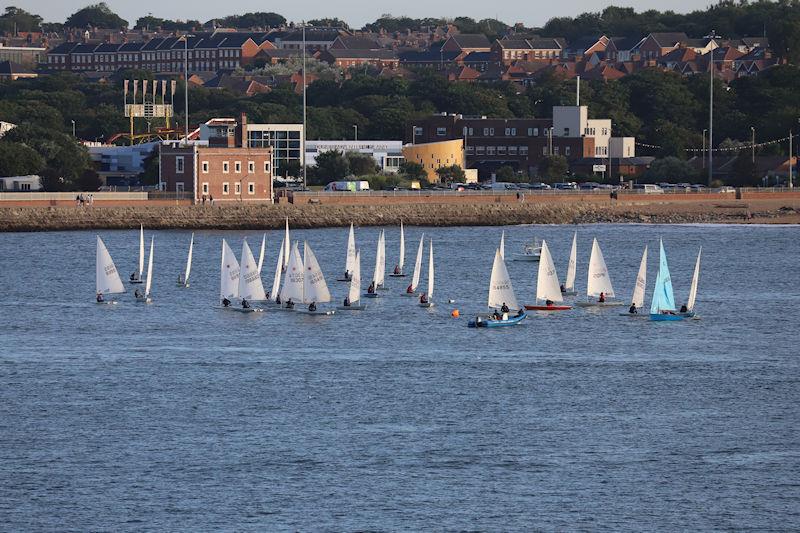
[650,239,676,314]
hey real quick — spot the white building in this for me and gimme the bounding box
[553,106,616,158]
[610,137,636,159]
[305,140,404,173]
[0,175,42,191]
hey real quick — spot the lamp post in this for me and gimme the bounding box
[353,124,358,141]
[751,126,755,163]
[702,129,707,169]
[71,119,76,138]
[412,125,417,145]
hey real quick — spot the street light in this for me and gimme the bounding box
[751,126,756,163]
[353,124,358,141]
[411,125,417,145]
[71,119,76,138]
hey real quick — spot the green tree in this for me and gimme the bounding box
[65,2,128,28]
[0,142,44,176]
[642,156,697,183]
[539,155,569,181]
[0,6,42,33]
[435,164,465,183]
[345,152,377,176]
[399,161,427,181]
[215,12,286,28]
[311,150,349,184]
[731,151,759,186]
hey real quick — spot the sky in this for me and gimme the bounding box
[9,0,709,28]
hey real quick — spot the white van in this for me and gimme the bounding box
[633,184,664,194]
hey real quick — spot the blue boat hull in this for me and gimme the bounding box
[469,311,527,328]
[650,313,686,321]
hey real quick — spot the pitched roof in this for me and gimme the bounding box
[48,42,80,55]
[448,34,491,49]
[740,36,769,48]
[496,39,532,50]
[118,42,144,52]
[94,43,121,53]
[398,50,460,62]
[72,43,99,54]
[649,32,689,47]
[325,49,398,60]
[527,38,563,50]
[462,51,493,62]
[334,35,382,49]
[609,36,643,51]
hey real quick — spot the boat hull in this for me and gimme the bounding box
[512,255,540,262]
[298,309,335,316]
[469,312,527,328]
[419,302,433,308]
[574,301,626,308]
[524,305,572,311]
[129,280,144,284]
[231,307,262,313]
[618,312,647,318]
[389,274,406,278]
[650,313,686,321]
[336,304,367,311]
[363,293,379,298]
[135,296,152,304]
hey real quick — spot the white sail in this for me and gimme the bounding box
[565,231,577,291]
[345,223,356,275]
[586,237,616,298]
[631,245,648,308]
[488,247,519,311]
[138,224,145,277]
[144,237,154,297]
[280,241,304,302]
[283,217,290,269]
[500,231,505,260]
[184,233,194,283]
[425,240,434,299]
[303,241,331,304]
[536,240,563,303]
[372,231,383,286]
[398,221,405,271]
[257,233,266,273]
[376,230,386,287]
[271,237,285,300]
[239,239,267,301]
[219,239,240,300]
[349,250,362,303]
[96,236,125,295]
[411,233,425,291]
[686,247,702,311]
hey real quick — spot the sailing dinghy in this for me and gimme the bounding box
[468,248,527,327]
[419,239,434,307]
[232,239,266,312]
[365,230,385,298]
[257,233,266,274]
[561,231,578,296]
[402,233,425,296]
[299,241,335,315]
[95,236,125,304]
[679,247,701,318]
[177,233,193,287]
[278,241,304,310]
[219,239,240,309]
[129,224,145,284]
[650,239,684,321]
[268,237,285,305]
[135,237,154,303]
[337,250,366,310]
[525,239,572,311]
[337,223,357,281]
[512,237,541,262]
[575,238,624,307]
[620,246,649,317]
[389,221,406,277]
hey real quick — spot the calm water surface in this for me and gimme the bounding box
[1,224,799,530]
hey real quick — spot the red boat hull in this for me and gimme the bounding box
[524,305,572,311]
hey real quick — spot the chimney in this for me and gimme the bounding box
[238,112,247,147]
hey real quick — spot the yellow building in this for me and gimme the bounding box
[402,139,465,183]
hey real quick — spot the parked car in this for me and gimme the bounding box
[690,184,707,191]
[632,184,664,194]
[529,182,552,190]
[715,186,736,193]
[553,182,579,190]
[579,182,599,190]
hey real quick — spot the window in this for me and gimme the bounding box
[222,161,229,174]
[483,128,490,136]
[476,146,485,155]
[509,146,518,155]
[542,147,548,155]
[414,126,423,138]
[554,146,560,155]
[468,127,473,135]
[248,161,255,173]
[505,128,511,136]
[201,161,209,173]
[248,182,255,195]
[519,146,528,156]
[511,128,516,136]
[235,182,241,195]
[497,146,506,155]
[436,127,447,137]
[176,182,184,192]
[490,128,495,136]
[466,146,474,154]
[565,146,571,156]
[487,146,496,155]
[175,156,184,174]
[528,128,534,136]
[202,182,209,194]
[235,161,241,173]
[563,128,570,136]
[222,182,230,195]
[264,162,270,173]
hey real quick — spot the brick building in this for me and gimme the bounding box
[160,118,273,203]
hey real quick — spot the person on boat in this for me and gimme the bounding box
[177,275,184,285]
[242,298,250,309]
[406,283,414,294]
[501,303,510,314]
[343,296,351,307]
[545,299,554,307]
[368,282,376,294]
[560,284,566,293]
[130,272,138,282]
[96,292,104,303]
[134,288,143,299]
[275,294,281,305]
[629,303,637,314]
[308,301,317,312]
[517,308,525,317]
[285,298,294,309]
[679,304,688,313]
[393,265,401,275]
[598,292,606,303]
[343,270,351,281]
[420,293,428,304]
[493,309,502,320]
[222,297,231,307]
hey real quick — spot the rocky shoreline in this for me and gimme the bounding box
[0,201,797,232]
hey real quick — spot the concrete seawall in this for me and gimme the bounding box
[1,196,799,231]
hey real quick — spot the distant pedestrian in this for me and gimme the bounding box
[89,194,94,206]
[75,194,81,207]
[209,194,214,206]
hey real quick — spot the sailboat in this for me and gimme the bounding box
[468,248,527,327]
[95,236,125,304]
[269,237,285,304]
[402,233,425,296]
[135,237,154,303]
[232,239,266,312]
[338,250,366,310]
[561,231,578,296]
[419,239,434,307]
[257,233,266,274]
[282,217,290,271]
[177,233,193,287]
[620,246,648,317]
[337,223,357,281]
[365,230,385,298]
[278,241,304,310]
[219,239,240,309]
[525,239,572,311]
[513,236,541,262]
[650,239,684,321]
[129,224,145,284]
[389,221,406,277]
[679,247,701,318]
[575,238,624,307]
[299,241,335,315]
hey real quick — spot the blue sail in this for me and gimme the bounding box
[650,239,676,314]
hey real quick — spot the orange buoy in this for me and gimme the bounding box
[451,309,460,318]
